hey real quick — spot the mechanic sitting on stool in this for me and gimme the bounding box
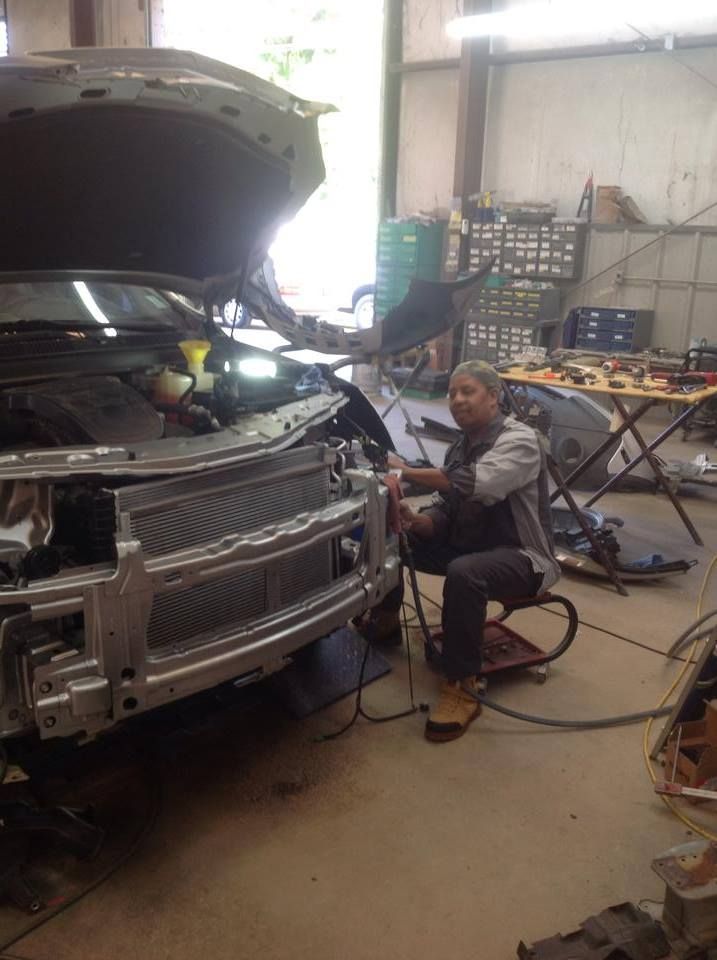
[384,360,560,743]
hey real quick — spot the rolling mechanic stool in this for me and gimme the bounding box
[382,471,579,683]
[423,592,578,684]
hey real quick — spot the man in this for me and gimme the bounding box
[386,360,559,743]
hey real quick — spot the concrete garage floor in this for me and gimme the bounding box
[20,394,717,960]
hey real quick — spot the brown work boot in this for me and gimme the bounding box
[425,677,482,742]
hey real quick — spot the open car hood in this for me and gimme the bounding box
[0,47,493,359]
[0,48,331,304]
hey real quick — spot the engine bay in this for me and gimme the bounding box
[0,343,389,592]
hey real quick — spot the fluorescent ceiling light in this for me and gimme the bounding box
[238,358,277,378]
[73,281,118,337]
[447,0,715,39]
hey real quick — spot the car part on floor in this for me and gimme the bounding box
[664,453,717,490]
[518,384,654,492]
[517,902,671,960]
[653,840,717,952]
[518,843,717,959]
[551,506,697,582]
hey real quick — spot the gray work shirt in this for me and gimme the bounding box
[422,413,560,589]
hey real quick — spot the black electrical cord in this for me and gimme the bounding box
[176,370,197,405]
[318,533,422,741]
[314,613,418,743]
[315,606,419,741]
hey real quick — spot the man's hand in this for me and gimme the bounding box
[398,501,415,530]
[398,502,435,539]
[386,452,407,471]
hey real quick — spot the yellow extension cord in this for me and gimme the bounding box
[642,553,717,842]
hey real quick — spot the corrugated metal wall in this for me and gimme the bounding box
[562,225,717,353]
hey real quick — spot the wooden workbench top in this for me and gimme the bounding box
[500,366,717,405]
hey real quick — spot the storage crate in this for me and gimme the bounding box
[375,220,446,317]
[573,307,654,352]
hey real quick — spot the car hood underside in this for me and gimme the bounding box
[0,48,330,305]
[0,47,492,360]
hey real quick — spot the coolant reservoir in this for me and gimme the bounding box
[154,367,193,404]
[179,339,214,393]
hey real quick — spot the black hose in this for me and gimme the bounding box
[164,367,197,405]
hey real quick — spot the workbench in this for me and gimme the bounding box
[500,365,717,595]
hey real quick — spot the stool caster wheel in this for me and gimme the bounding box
[535,663,550,684]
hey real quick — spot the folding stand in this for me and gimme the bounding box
[380,349,432,463]
[500,372,717,595]
[501,380,631,595]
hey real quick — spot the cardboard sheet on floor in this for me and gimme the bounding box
[268,627,392,719]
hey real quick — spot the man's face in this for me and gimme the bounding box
[448,374,499,433]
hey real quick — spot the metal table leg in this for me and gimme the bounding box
[610,395,703,546]
[584,400,705,546]
[502,382,628,595]
[550,398,657,501]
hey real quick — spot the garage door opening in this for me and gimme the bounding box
[152,0,384,317]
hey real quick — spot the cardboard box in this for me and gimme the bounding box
[595,185,622,224]
[664,700,717,792]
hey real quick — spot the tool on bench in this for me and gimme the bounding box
[602,360,646,378]
[651,371,717,390]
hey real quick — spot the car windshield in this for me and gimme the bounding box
[0,282,191,333]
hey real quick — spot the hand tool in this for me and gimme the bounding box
[654,779,717,801]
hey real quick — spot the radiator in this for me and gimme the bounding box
[117,447,331,559]
[146,543,333,652]
[116,448,335,653]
